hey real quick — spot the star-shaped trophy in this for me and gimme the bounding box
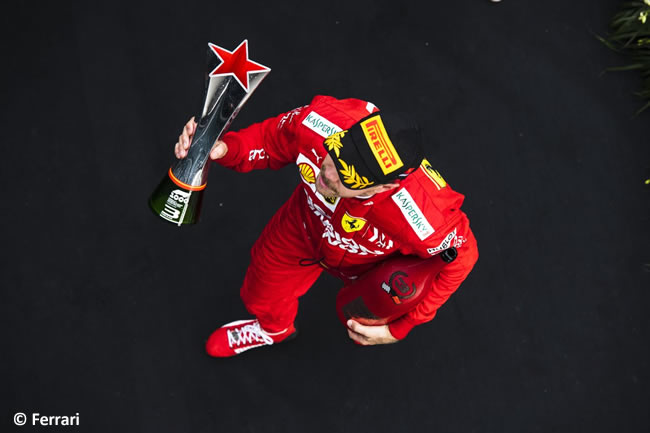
[149,40,270,225]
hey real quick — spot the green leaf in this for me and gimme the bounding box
[607,63,645,71]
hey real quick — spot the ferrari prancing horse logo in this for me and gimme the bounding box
[341,212,367,233]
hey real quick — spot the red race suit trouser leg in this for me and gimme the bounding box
[240,194,323,334]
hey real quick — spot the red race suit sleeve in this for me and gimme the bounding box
[216,105,308,172]
[388,227,479,340]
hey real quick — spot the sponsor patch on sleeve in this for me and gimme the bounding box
[427,228,456,255]
[420,159,447,190]
[391,188,434,240]
[302,111,343,138]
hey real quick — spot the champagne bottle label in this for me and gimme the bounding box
[148,171,205,225]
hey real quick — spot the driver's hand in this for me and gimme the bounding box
[174,116,228,160]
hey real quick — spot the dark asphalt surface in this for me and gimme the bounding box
[2,1,648,432]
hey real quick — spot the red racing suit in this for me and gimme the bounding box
[217,95,479,340]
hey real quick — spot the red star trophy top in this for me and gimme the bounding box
[149,40,270,225]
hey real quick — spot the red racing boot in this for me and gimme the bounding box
[205,319,297,357]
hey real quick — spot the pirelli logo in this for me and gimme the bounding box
[360,115,404,175]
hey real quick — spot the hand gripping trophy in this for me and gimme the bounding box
[149,40,270,225]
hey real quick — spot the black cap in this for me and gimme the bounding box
[323,112,424,190]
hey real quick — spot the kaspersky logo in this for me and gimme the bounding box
[361,115,404,175]
[391,189,434,240]
[381,271,416,304]
[160,189,191,223]
[302,111,343,138]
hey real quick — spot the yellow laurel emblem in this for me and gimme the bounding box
[324,130,347,158]
[420,158,447,190]
[341,212,367,233]
[338,158,374,189]
[298,163,315,183]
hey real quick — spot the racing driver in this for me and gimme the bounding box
[174,95,479,357]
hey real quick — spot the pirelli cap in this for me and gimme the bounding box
[323,112,424,190]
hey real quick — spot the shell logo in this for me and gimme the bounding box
[298,163,315,184]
